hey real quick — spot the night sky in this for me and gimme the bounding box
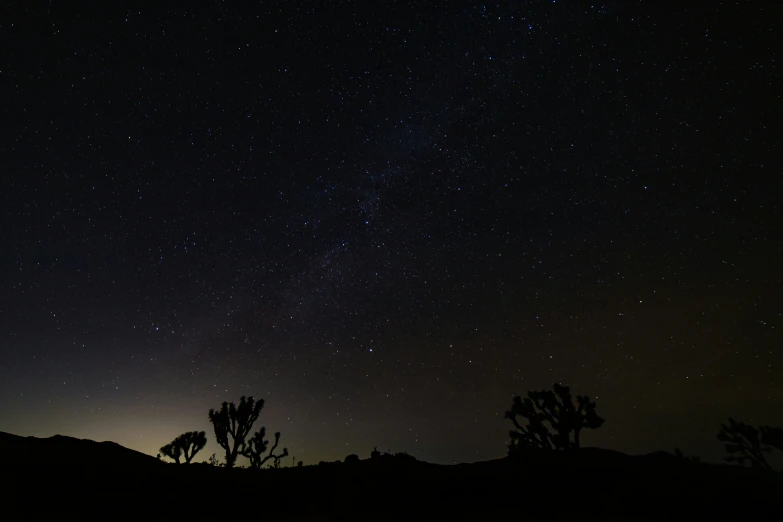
[0,2,779,465]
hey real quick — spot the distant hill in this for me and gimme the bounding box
[2,431,782,520]
[1,431,162,472]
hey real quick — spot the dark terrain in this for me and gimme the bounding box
[3,431,781,520]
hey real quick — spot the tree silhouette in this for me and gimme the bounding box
[159,431,207,464]
[717,418,782,470]
[505,383,604,453]
[178,431,207,463]
[761,426,783,454]
[208,396,264,468]
[241,426,289,469]
[159,441,182,464]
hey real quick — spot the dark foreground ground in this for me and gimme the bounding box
[2,431,781,520]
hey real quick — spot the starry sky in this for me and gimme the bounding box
[0,2,779,465]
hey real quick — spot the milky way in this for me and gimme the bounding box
[0,2,779,464]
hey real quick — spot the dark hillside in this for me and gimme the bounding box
[1,431,163,472]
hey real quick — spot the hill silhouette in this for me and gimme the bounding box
[3,431,782,519]
[1,431,163,472]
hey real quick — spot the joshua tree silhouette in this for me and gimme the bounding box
[505,383,604,453]
[718,418,783,470]
[159,431,207,464]
[208,396,264,468]
[242,427,289,469]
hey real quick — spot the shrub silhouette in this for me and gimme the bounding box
[367,448,419,466]
[505,383,603,453]
[159,431,207,464]
[242,427,289,469]
[718,418,783,470]
[392,451,417,464]
[344,454,360,464]
[204,453,222,467]
[208,396,264,468]
[674,448,701,463]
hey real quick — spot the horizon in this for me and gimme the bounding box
[0,426,720,466]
